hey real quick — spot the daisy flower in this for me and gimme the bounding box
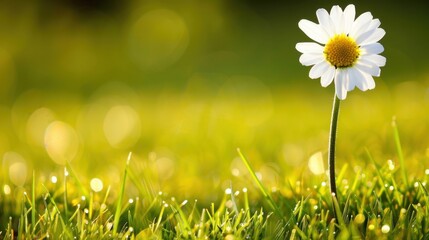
[296,4,386,100]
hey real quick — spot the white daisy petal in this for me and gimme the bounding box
[362,71,376,90]
[356,61,381,77]
[360,28,385,46]
[343,4,356,34]
[296,42,324,54]
[368,19,381,30]
[316,8,335,36]
[362,54,386,67]
[298,19,329,44]
[345,69,356,91]
[356,28,377,45]
[321,66,335,87]
[299,53,324,66]
[348,67,368,91]
[309,61,331,79]
[350,12,373,38]
[330,5,344,34]
[361,43,384,55]
[335,69,348,100]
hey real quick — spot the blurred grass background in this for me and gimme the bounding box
[1,0,429,205]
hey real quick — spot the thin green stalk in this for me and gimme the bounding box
[113,152,132,235]
[32,170,36,234]
[237,148,284,220]
[64,167,68,221]
[392,117,409,186]
[328,94,341,197]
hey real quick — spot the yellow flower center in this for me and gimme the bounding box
[324,34,360,68]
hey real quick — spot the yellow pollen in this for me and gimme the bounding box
[324,34,360,68]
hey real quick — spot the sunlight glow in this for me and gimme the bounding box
[103,105,141,149]
[4,152,28,187]
[129,9,189,71]
[3,184,11,195]
[26,108,56,147]
[44,121,80,165]
[308,151,325,175]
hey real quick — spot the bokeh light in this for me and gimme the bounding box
[103,105,141,149]
[3,152,28,187]
[26,107,56,147]
[308,151,325,175]
[129,9,189,71]
[44,121,80,165]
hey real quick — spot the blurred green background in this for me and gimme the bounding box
[1,0,429,203]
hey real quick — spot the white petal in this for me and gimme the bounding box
[362,54,386,67]
[343,4,356,34]
[299,53,324,66]
[334,69,348,100]
[368,19,381,30]
[348,67,368,91]
[361,43,384,55]
[356,61,381,77]
[316,8,335,36]
[350,12,373,38]
[330,5,344,34]
[362,71,376,90]
[321,66,335,87]
[356,28,376,45]
[298,19,329,44]
[346,69,356,91]
[309,61,330,79]
[296,42,324,54]
[360,28,385,45]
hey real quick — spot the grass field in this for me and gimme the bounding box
[1,0,429,239]
[1,78,429,238]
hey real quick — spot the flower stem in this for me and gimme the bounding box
[328,93,341,197]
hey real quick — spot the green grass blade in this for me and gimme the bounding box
[113,152,132,234]
[32,170,36,235]
[392,117,409,186]
[237,148,285,220]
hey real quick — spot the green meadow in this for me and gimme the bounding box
[1,1,429,239]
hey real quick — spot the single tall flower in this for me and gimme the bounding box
[296,4,385,100]
[296,4,386,198]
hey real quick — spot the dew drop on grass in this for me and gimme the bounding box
[321,182,327,187]
[128,198,134,204]
[414,182,419,188]
[81,196,86,201]
[425,169,429,175]
[225,188,232,195]
[51,176,58,184]
[381,224,390,233]
[389,186,394,191]
[90,178,103,192]
[387,160,395,170]
[242,187,247,193]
